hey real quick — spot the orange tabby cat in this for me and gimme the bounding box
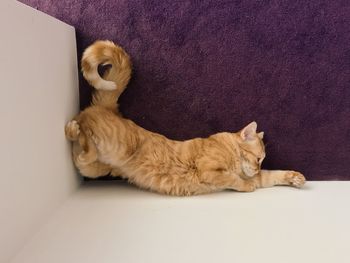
[65,40,305,196]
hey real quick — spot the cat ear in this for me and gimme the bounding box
[240,121,257,141]
[258,132,264,139]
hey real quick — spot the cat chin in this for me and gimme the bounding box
[241,163,259,178]
[241,172,258,179]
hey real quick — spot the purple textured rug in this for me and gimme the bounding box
[20,0,350,180]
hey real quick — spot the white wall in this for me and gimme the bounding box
[0,1,80,262]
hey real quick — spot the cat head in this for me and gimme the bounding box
[237,121,265,178]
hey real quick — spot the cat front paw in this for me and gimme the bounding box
[286,171,306,188]
[65,120,80,141]
[241,180,256,192]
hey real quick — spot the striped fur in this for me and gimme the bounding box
[66,41,305,195]
[81,40,131,111]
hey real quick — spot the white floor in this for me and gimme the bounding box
[11,181,350,263]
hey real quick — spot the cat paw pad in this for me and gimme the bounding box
[286,171,306,188]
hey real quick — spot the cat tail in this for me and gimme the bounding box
[81,40,132,110]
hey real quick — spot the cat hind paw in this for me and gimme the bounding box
[65,120,80,141]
